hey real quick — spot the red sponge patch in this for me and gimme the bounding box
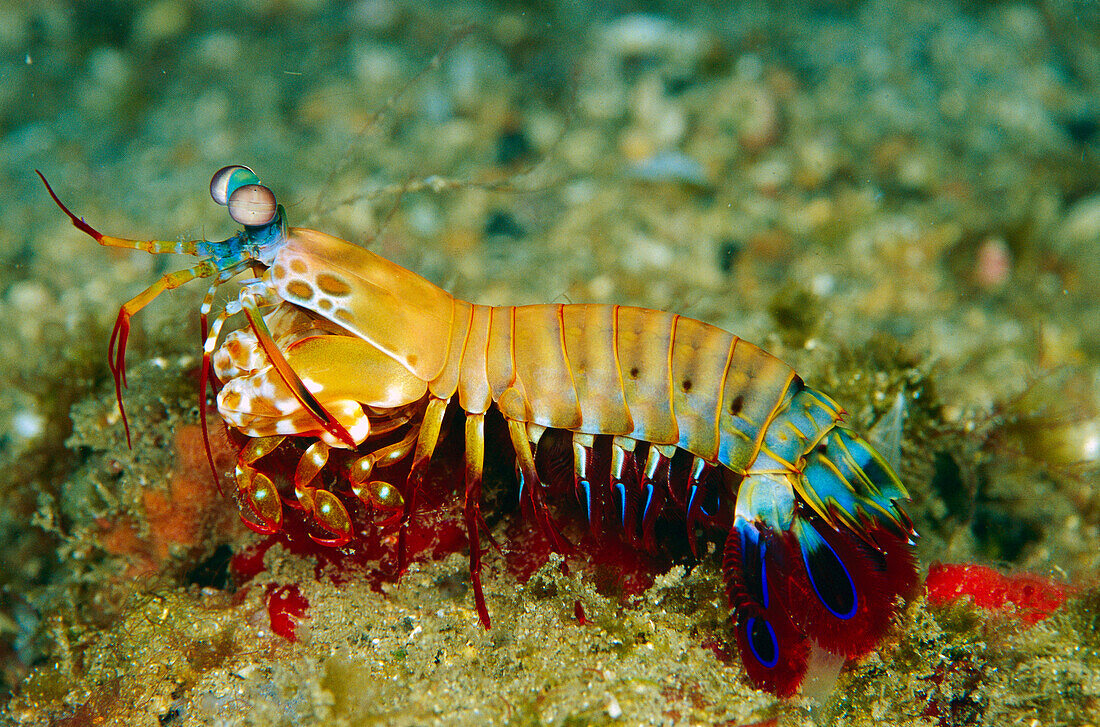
[268,585,310,642]
[925,563,1074,626]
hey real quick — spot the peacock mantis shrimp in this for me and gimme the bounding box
[40,165,917,696]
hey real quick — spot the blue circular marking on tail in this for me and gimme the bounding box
[801,524,857,619]
[746,617,779,668]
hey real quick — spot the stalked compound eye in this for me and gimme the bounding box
[210,165,260,206]
[228,184,277,226]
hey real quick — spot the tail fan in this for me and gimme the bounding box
[783,511,916,657]
[724,517,810,697]
[724,426,917,696]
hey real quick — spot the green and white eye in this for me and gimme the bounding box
[210,164,260,206]
[228,183,278,226]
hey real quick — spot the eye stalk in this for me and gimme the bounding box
[210,165,260,206]
[210,165,278,227]
[228,183,278,226]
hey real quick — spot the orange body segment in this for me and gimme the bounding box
[456,304,494,415]
[511,305,583,429]
[428,299,472,400]
[485,306,515,401]
[718,341,798,472]
[669,316,734,461]
[612,307,678,445]
[561,305,633,436]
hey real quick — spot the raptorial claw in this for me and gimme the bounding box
[235,464,283,534]
[295,440,330,488]
[351,479,405,513]
[348,454,376,486]
[296,485,353,546]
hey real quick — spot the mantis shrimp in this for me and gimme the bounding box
[40,165,917,696]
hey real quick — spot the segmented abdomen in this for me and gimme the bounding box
[410,300,914,700]
[434,303,840,474]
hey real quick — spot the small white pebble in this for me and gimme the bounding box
[349,0,400,30]
[1082,428,1100,462]
[588,275,614,299]
[87,46,130,91]
[7,281,50,312]
[134,0,188,46]
[234,663,258,679]
[602,14,676,56]
[197,30,241,69]
[606,695,622,719]
[811,273,835,297]
[12,409,45,440]
[408,201,441,237]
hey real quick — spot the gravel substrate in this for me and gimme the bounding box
[1,1,1098,724]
